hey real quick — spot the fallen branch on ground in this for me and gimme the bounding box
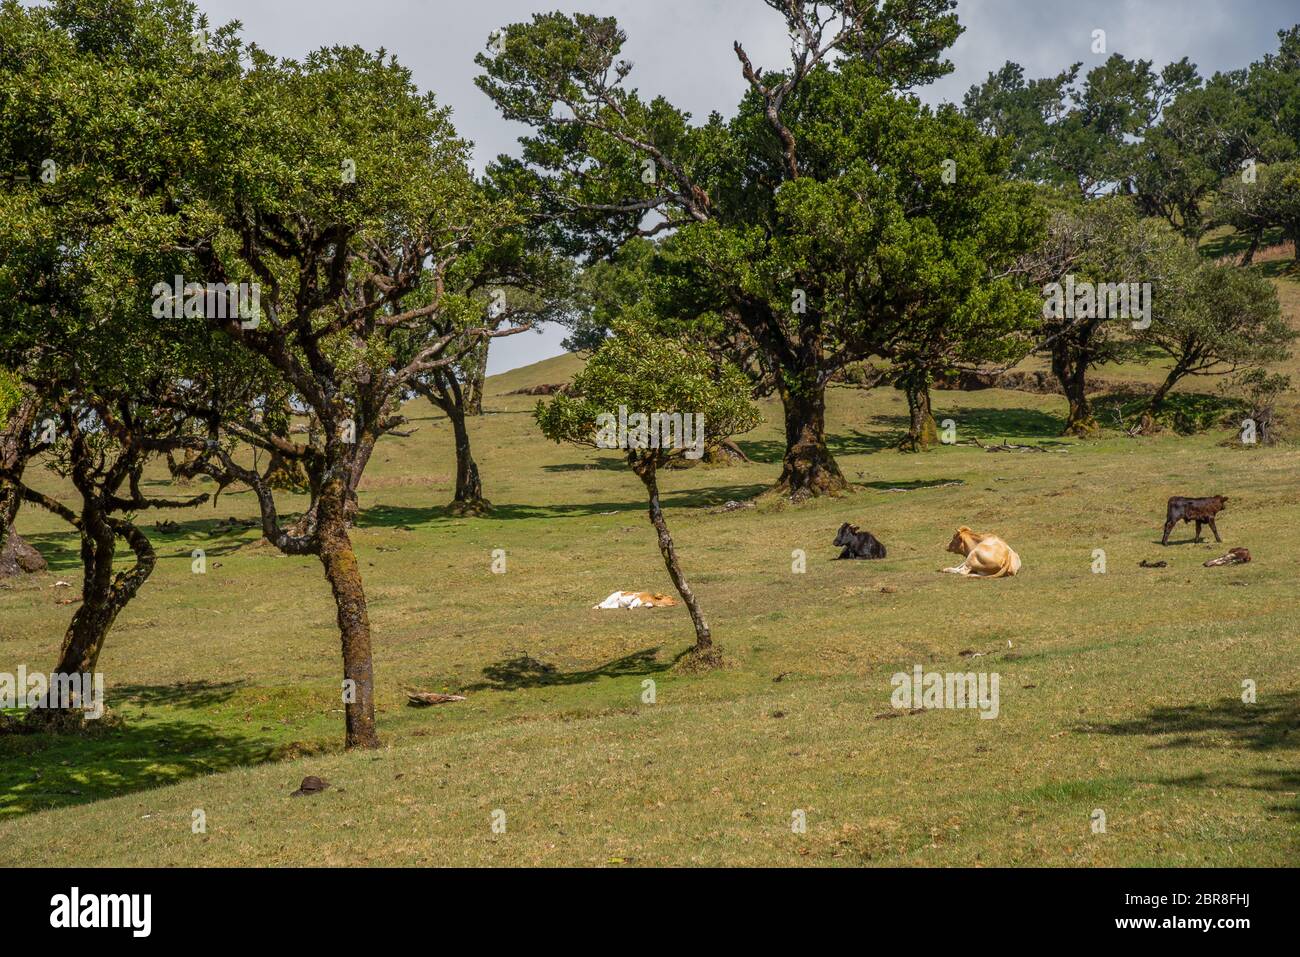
[406,690,467,706]
[970,439,1065,453]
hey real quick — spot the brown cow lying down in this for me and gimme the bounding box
[942,527,1022,578]
[593,591,679,609]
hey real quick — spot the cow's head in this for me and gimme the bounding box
[947,526,975,556]
[833,522,857,547]
[1215,496,1229,509]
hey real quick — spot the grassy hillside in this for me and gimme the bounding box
[1,271,1297,866]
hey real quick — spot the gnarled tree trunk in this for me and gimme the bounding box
[415,377,490,515]
[1144,357,1193,428]
[50,515,153,678]
[28,507,155,726]
[1240,229,1262,267]
[774,381,846,500]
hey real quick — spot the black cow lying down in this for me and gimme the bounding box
[834,523,887,559]
[1162,495,1228,545]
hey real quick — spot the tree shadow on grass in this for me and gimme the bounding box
[20,518,279,574]
[1093,388,1242,435]
[830,430,906,455]
[542,457,628,473]
[731,438,783,464]
[740,432,906,461]
[12,533,81,573]
[1079,692,1300,820]
[1199,226,1285,261]
[872,405,1067,441]
[1156,767,1300,821]
[1083,692,1298,751]
[358,482,772,528]
[0,713,284,818]
[858,478,967,491]
[1254,255,1299,279]
[114,680,247,710]
[466,646,668,692]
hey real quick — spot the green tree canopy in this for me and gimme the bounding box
[480,2,1042,499]
[0,0,241,716]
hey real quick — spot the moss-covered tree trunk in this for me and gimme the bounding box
[462,339,489,417]
[898,376,938,452]
[316,477,379,750]
[1050,344,1098,436]
[0,394,45,577]
[0,528,45,576]
[447,403,487,513]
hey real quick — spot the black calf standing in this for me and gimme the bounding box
[1162,495,1228,546]
[833,522,887,559]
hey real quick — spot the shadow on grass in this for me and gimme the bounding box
[115,680,247,710]
[858,478,967,491]
[1080,692,1300,819]
[358,482,773,527]
[466,647,668,692]
[1083,692,1298,751]
[21,516,286,574]
[0,713,285,817]
[1252,256,1299,279]
[870,405,1067,441]
[737,431,906,461]
[1092,389,1242,435]
[830,431,909,455]
[1199,227,1285,261]
[542,457,628,473]
[14,533,82,574]
[1151,531,1230,546]
[733,439,784,464]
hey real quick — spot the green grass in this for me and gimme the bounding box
[1,299,1298,866]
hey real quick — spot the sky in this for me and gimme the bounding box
[196,0,1300,375]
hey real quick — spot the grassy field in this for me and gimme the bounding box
[1,267,1298,867]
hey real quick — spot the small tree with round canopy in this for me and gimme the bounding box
[535,326,759,668]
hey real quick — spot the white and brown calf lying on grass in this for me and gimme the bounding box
[942,527,1022,578]
[593,591,679,609]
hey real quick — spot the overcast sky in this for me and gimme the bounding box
[196,0,1299,374]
